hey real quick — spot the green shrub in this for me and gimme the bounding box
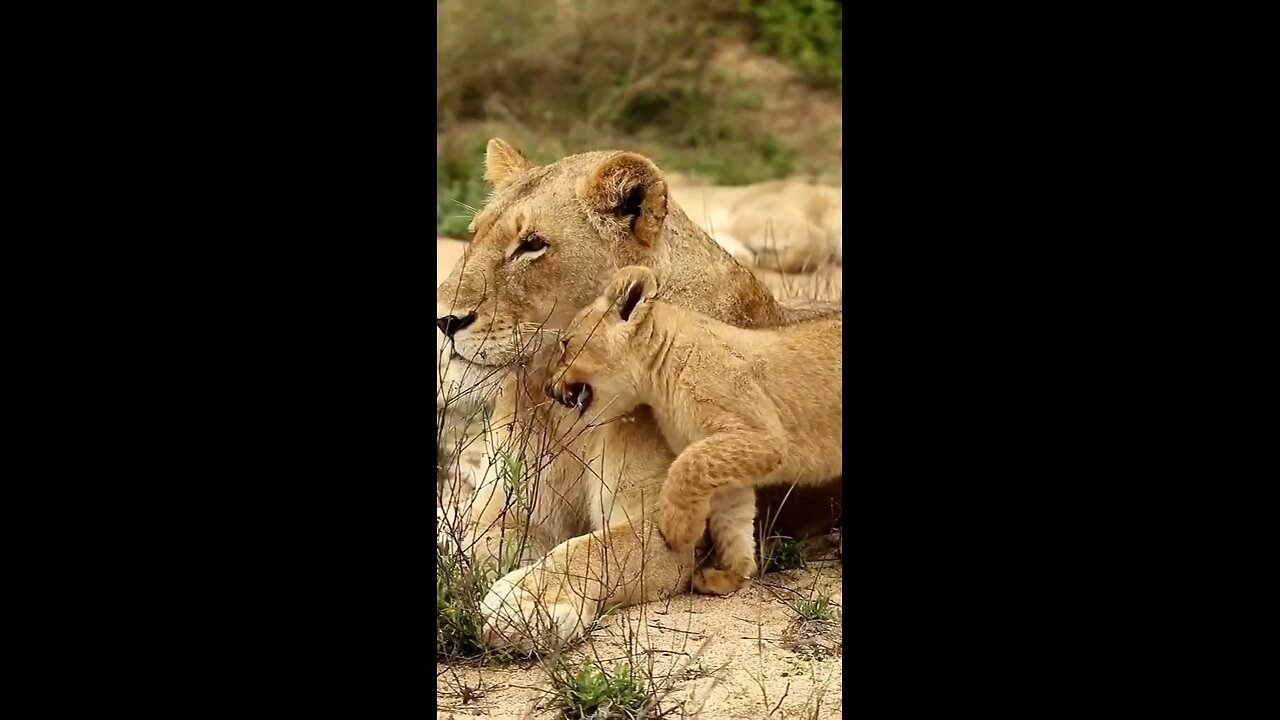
[434,0,810,201]
[436,548,494,657]
[740,0,842,88]
[436,0,733,134]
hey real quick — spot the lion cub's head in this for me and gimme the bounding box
[544,266,659,417]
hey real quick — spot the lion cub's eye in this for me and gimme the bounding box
[517,233,548,255]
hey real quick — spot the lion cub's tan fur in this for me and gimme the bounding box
[547,266,842,594]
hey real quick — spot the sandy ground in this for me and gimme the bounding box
[436,560,843,720]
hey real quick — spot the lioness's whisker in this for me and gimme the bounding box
[516,324,561,334]
[450,198,478,214]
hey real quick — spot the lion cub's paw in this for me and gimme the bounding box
[657,496,709,554]
[692,567,751,596]
[479,566,593,654]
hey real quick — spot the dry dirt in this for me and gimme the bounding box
[436,561,843,720]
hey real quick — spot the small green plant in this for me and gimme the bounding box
[435,497,530,657]
[500,450,531,514]
[549,661,649,720]
[794,588,838,623]
[436,547,504,657]
[436,527,527,657]
[764,536,807,573]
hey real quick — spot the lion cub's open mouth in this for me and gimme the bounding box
[547,382,593,414]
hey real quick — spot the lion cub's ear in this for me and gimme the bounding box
[603,266,659,324]
[578,152,669,246]
[484,138,533,188]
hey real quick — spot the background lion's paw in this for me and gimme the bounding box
[479,566,594,653]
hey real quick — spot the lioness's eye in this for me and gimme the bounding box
[518,234,548,254]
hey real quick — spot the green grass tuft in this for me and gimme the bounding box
[549,661,649,720]
[793,587,838,623]
[764,536,807,573]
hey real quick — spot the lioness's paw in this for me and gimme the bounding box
[692,567,750,596]
[657,496,708,554]
[479,566,594,654]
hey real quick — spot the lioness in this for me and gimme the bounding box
[545,266,842,595]
[435,139,841,651]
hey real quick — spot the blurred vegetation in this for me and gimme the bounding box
[435,0,842,236]
[740,0,842,88]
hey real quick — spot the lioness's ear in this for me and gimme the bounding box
[603,266,659,323]
[578,152,668,246]
[484,138,533,188]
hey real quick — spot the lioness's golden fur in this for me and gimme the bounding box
[547,267,842,596]
[435,139,840,651]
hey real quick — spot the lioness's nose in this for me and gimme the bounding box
[436,312,476,338]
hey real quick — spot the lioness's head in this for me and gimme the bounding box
[436,138,669,368]
[544,266,659,417]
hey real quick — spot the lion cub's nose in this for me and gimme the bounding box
[436,312,476,338]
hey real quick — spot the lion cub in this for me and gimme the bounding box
[545,266,841,595]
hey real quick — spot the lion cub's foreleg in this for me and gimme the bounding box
[692,485,758,595]
[657,431,782,554]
